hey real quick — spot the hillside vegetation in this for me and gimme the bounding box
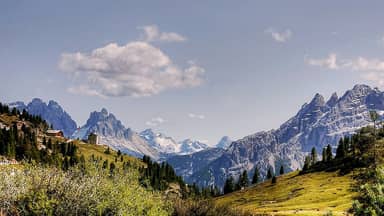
[0,104,183,215]
[215,171,356,215]
[215,119,384,216]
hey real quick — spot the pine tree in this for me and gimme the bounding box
[267,167,273,179]
[336,138,345,159]
[110,162,116,175]
[310,147,317,165]
[322,147,327,162]
[252,167,259,184]
[223,176,235,194]
[326,144,333,161]
[238,170,249,188]
[271,175,277,184]
[279,165,284,175]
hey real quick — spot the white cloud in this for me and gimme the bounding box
[145,117,165,127]
[307,53,384,87]
[59,41,205,97]
[188,113,205,120]
[265,28,292,43]
[139,25,187,43]
[306,53,339,69]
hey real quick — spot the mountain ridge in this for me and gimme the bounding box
[8,98,77,137]
[171,84,382,188]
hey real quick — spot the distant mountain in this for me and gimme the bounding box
[215,136,232,149]
[72,108,159,159]
[9,98,77,137]
[167,147,225,183]
[139,129,210,156]
[179,84,384,188]
[178,139,209,155]
[139,129,179,154]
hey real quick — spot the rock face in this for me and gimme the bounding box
[167,147,225,183]
[72,108,159,159]
[215,136,233,149]
[178,139,209,155]
[176,84,383,188]
[9,98,77,137]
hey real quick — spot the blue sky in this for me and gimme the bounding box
[1,0,384,144]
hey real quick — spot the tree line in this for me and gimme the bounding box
[223,164,284,194]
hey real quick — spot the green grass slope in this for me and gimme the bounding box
[215,171,357,216]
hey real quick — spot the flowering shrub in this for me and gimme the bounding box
[0,163,171,216]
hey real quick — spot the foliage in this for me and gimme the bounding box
[279,165,284,175]
[353,166,384,215]
[271,175,277,184]
[223,176,235,194]
[171,198,252,216]
[251,166,259,184]
[0,163,171,216]
[267,167,273,179]
[140,155,185,192]
[236,170,249,189]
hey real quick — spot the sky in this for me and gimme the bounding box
[1,1,384,144]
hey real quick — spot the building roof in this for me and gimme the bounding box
[46,129,63,134]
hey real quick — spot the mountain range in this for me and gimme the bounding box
[8,84,383,188]
[9,99,227,159]
[169,84,383,188]
[8,98,77,137]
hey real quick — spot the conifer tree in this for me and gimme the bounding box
[272,175,277,184]
[322,147,327,162]
[310,147,317,165]
[267,167,273,179]
[336,138,345,158]
[326,144,333,161]
[223,176,235,194]
[279,165,284,175]
[252,167,259,184]
[238,170,249,188]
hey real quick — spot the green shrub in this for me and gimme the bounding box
[0,163,171,215]
[171,198,252,216]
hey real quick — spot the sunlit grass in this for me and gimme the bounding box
[215,171,358,216]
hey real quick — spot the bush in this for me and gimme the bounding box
[0,163,171,215]
[171,198,252,216]
[353,166,384,215]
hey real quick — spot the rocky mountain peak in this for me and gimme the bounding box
[30,98,44,104]
[326,92,338,107]
[309,93,325,107]
[9,98,77,137]
[47,100,63,111]
[216,136,233,149]
[101,108,108,115]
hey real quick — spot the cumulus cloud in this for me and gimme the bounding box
[145,117,165,127]
[307,53,384,87]
[188,113,205,120]
[265,28,292,43]
[59,41,205,97]
[139,25,187,43]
